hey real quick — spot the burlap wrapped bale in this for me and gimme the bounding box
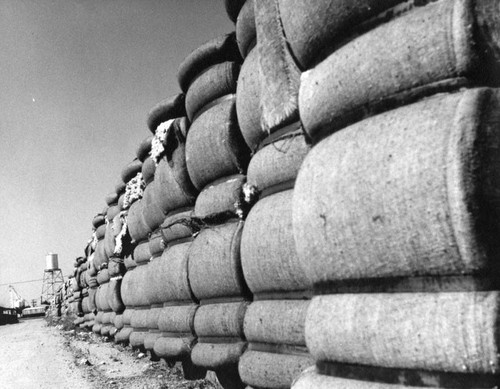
[148,228,165,258]
[94,223,106,240]
[127,201,151,244]
[236,0,255,58]
[141,157,156,185]
[255,0,301,133]
[194,174,245,219]
[141,183,166,232]
[145,243,193,303]
[92,213,106,229]
[115,326,134,344]
[130,307,149,330]
[246,132,309,195]
[136,135,153,162]
[177,33,241,93]
[105,192,119,206]
[121,159,143,185]
[144,331,162,352]
[132,241,151,266]
[158,305,197,334]
[95,283,111,312]
[147,94,186,134]
[152,123,198,214]
[114,313,124,330]
[185,62,240,121]
[120,265,150,308]
[279,0,405,69]
[96,269,110,285]
[291,368,431,389]
[239,350,314,389]
[299,0,500,141]
[161,209,194,244]
[194,302,248,338]
[192,342,247,369]
[242,190,310,294]
[293,88,500,285]
[186,98,250,191]
[244,300,308,346]
[236,47,263,151]
[154,337,196,360]
[129,330,147,349]
[189,221,247,300]
[93,239,109,270]
[106,204,120,221]
[107,278,124,313]
[306,292,500,373]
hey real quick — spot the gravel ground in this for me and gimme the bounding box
[0,317,222,389]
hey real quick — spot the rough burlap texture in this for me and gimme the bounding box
[189,221,247,300]
[152,131,198,215]
[142,183,166,232]
[115,326,133,344]
[194,302,248,338]
[145,243,193,303]
[154,337,195,359]
[107,278,124,313]
[146,94,186,134]
[93,239,109,270]
[255,0,300,133]
[105,192,118,206]
[236,47,263,152]
[306,292,500,373]
[141,157,156,185]
[236,0,255,58]
[96,268,110,285]
[246,132,309,195]
[124,255,136,270]
[114,313,124,330]
[293,88,500,284]
[186,99,250,191]
[136,135,153,162]
[88,288,97,312]
[120,265,150,307]
[132,241,151,266]
[161,209,194,244]
[239,350,314,389]
[191,342,247,369]
[94,223,106,239]
[185,62,240,121]
[279,0,404,69]
[115,180,126,196]
[299,0,495,141]
[194,174,245,219]
[127,201,150,243]
[130,307,150,329]
[244,300,309,346]
[121,159,143,185]
[129,330,147,348]
[157,305,197,333]
[95,284,111,312]
[144,332,162,351]
[242,190,310,294]
[145,306,161,329]
[177,33,241,93]
[291,368,428,389]
[103,223,116,258]
[92,213,106,229]
[106,205,120,222]
[148,229,165,258]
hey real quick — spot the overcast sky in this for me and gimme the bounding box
[0,0,233,306]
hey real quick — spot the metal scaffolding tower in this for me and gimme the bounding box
[40,269,64,305]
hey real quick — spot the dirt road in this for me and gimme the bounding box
[0,318,220,389]
[0,318,92,389]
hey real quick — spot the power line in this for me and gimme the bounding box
[0,279,44,287]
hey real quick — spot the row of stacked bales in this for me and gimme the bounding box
[286,0,500,388]
[64,0,500,388]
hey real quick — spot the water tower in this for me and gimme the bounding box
[40,253,65,305]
